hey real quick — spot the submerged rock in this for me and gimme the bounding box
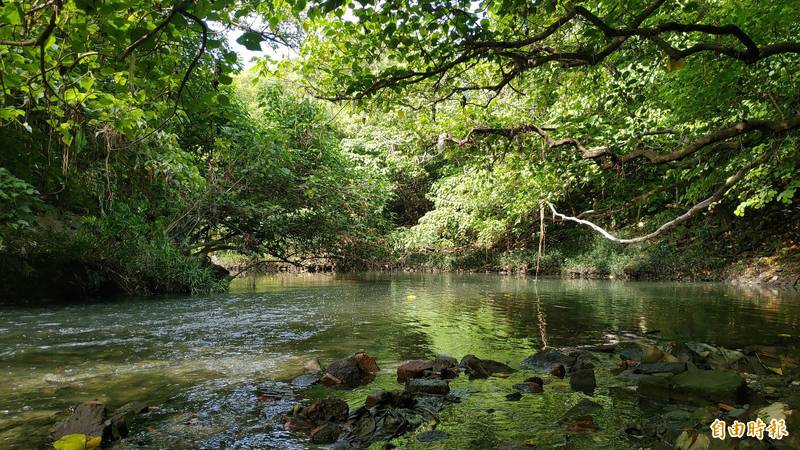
[417,430,448,442]
[549,364,566,379]
[304,358,322,373]
[460,354,515,379]
[521,349,575,373]
[505,392,523,401]
[559,399,602,420]
[405,378,450,396]
[291,374,321,389]
[569,368,597,395]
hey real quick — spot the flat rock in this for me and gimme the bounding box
[670,369,747,405]
[397,359,434,383]
[635,362,687,375]
[405,378,450,396]
[292,374,321,388]
[637,375,672,402]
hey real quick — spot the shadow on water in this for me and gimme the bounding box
[1,273,799,448]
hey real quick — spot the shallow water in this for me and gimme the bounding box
[1,273,799,449]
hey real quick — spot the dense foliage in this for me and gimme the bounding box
[1,0,798,298]
[298,0,800,275]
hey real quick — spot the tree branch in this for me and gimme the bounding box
[439,114,800,164]
[119,2,190,60]
[541,153,769,244]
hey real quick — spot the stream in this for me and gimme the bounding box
[2,273,799,449]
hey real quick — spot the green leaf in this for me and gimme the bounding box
[4,5,22,26]
[236,31,263,51]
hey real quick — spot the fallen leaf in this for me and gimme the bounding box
[767,366,784,376]
[85,436,101,450]
[53,434,87,450]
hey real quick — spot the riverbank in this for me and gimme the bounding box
[211,243,800,289]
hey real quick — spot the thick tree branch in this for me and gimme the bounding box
[326,0,800,101]
[439,114,800,164]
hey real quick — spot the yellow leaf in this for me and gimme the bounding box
[85,436,101,450]
[53,434,86,450]
[491,372,510,378]
[767,366,784,376]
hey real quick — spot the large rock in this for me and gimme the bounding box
[397,359,433,383]
[321,351,379,389]
[522,349,576,373]
[432,355,460,379]
[50,400,147,444]
[460,354,515,379]
[283,397,350,433]
[50,401,109,442]
[636,375,672,402]
[569,368,596,395]
[670,369,747,404]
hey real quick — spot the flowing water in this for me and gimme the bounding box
[1,273,799,449]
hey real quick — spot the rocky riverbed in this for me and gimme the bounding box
[45,332,800,449]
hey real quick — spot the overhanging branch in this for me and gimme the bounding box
[541,153,769,244]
